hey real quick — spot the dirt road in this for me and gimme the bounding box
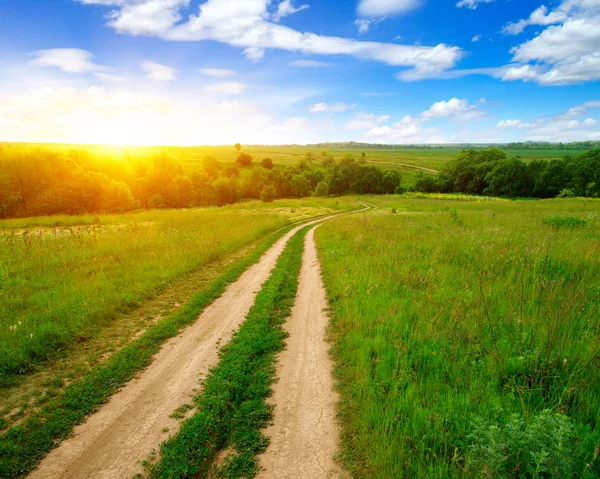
[257,224,344,479]
[27,215,346,479]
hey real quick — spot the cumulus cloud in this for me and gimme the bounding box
[309,102,356,113]
[289,59,334,67]
[199,68,238,77]
[503,5,568,35]
[365,115,445,143]
[95,72,127,83]
[495,103,600,141]
[421,97,484,121]
[344,113,391,130]
[272,0,309,22]
[29,49,105,73]
[75,0,463,78]
[141,60,177,81]
[456,0,494,9]
[204,82,248,95]
[471,34,481,42]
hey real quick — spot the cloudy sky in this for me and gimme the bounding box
[0,0,599,145]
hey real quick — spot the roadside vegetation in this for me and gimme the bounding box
[317,197,600,478]
[148,226,308,479]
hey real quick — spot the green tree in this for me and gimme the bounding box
[313,180,329,197]
[236,153,253,167]
[261,158,274,169]
[234,143,242,152]
[260,184,277,203]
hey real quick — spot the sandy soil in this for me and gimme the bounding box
[27,215,339,479]
[256,224,344,479]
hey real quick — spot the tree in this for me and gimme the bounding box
[261,158,274,169]
[484,159,533,197]
[314,180,329,197]
[236,152,253,167]
[213,178,236,206]
[224,166,240,178]
[260,184,277,203]
[234,143,242,152]
[203,156,223,179]
[446,148,506,194]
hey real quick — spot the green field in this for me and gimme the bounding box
[316,195,600,478]
[0,199,350,384]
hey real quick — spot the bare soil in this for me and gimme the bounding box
[257,225,344,479]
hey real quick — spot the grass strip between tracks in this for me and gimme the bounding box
[0,222,306,479]
[148,226,308,479]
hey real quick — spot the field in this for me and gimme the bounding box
[0,199,350,384]
[316,196,600,478]
[2,191,600,478]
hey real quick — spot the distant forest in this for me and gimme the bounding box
[265,141,600,151]
[0,146,402,218]
[1,145,598,219]
[414,148,600,198]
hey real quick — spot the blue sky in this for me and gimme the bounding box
[0,0,599,145]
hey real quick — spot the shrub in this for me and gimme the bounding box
[236,153,253,167]
[313,181,329,197]
[259,184,276,203]
[542,216,587,229]
[261,158,273,169]
[466,410,574,478]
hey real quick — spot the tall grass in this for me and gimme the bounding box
[0,200,347,382]
[317,198,600,478]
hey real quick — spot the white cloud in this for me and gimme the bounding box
[141,60,177,81]
[28,49,105,73]
[503,5,568,35]
[456,0,494,9]
[496,119,523,128]
[421,97,484,121]
[204,82,248,95]
[289,59,334,67]
[365,115,445,143]
[344,113,390,130]
[355,19,372,34]
[272,0,309,22]
[471,34,481,42]
[199,68,238,77]
[309,102,356,113]
[357,0,423,17]
[76,0,463,78]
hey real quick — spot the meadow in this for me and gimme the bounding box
[316,196,600,478]
[0,199,350,384]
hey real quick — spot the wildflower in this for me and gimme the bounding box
[563,359,567,366]
[30,333,33,340]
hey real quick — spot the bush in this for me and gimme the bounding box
[542,215,587,229]
[261,158,273,170]
[313,181,329,197]
[259,184,276,203]
[466,410,574,478]
[236,153,253,167]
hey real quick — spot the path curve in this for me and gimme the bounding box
[27,212,359,479]
[257,221,352,478]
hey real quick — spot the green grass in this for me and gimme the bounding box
[0,219,308,479]
[316,197,600,478]
[148,225,307,479]
[0,199,349,383]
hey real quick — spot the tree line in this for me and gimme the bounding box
[0,146,403,218]
[414,148,600,198]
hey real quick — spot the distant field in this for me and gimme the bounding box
[0,198,352,382]
[317,196,600,478]
[3,143,585,189]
